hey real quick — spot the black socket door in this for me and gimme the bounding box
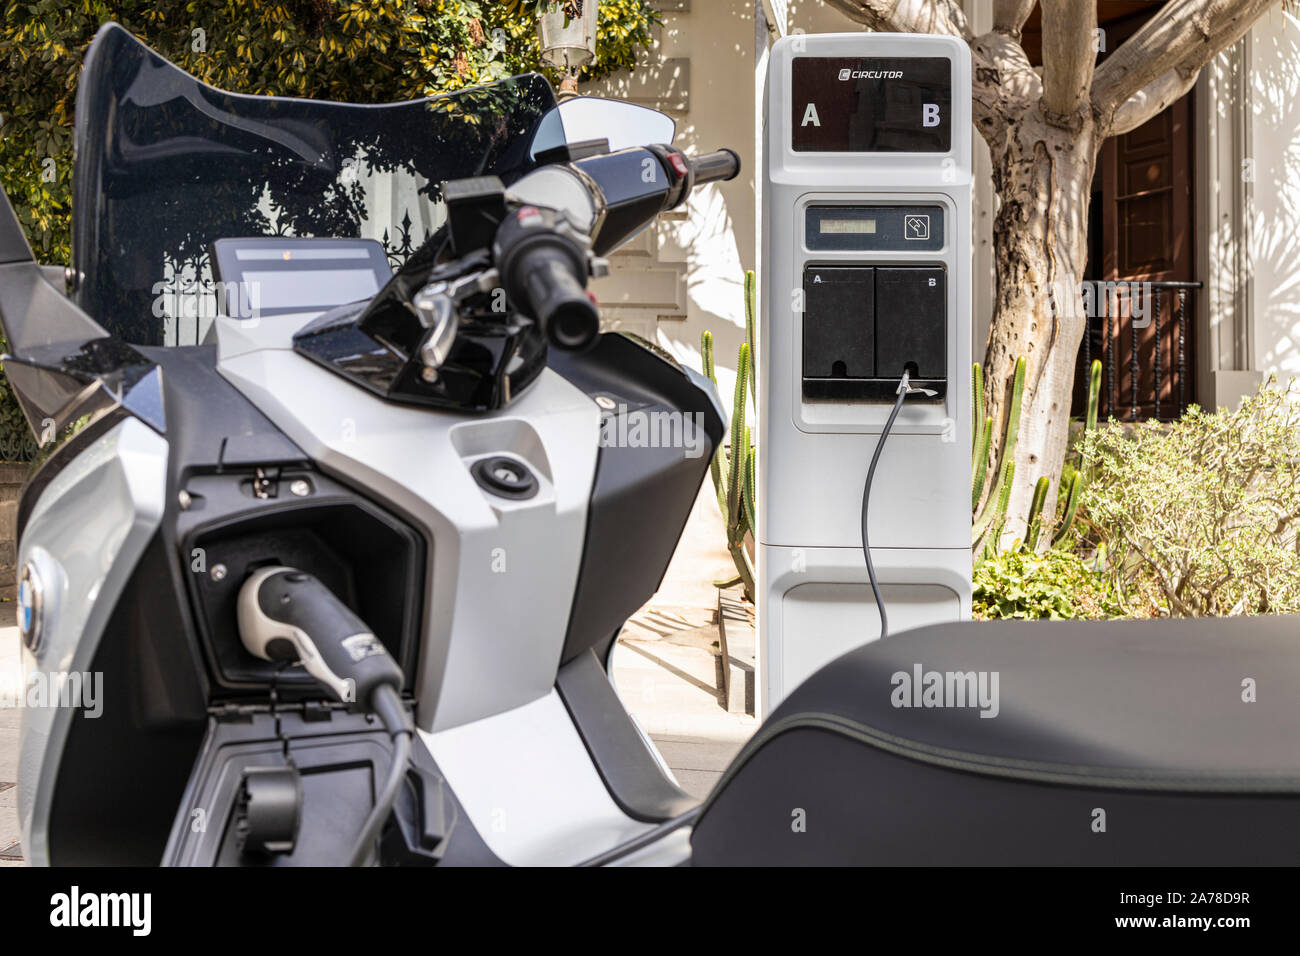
[802,266,875,379]
[875,266,946,379]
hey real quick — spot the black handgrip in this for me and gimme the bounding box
[514,244,600,350]
[494,205,600,351]
[690,148,741,185]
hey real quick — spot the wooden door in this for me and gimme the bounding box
[1078,92,1196,420]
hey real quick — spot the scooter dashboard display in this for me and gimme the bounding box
[210,236,393,320]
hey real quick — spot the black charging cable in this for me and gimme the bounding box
[861,370,926,640]
[577,805,703,867]
[348,685,413,867]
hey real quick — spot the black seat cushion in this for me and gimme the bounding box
[691,616,1300,865]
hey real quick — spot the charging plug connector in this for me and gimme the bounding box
[237,567,413,866]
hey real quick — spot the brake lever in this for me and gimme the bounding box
[410,266,500,382]
[411,284,457,381]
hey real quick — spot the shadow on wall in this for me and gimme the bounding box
[586,0,759,401]
[672,179,747,402]
[1249,15,1300,378]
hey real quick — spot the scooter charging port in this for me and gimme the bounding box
[235,765,303,857]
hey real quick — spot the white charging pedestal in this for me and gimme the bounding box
[759,33,973,713]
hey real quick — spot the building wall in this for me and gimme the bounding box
[586,0,851,400]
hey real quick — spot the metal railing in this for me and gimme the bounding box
[1080,280,1201,423]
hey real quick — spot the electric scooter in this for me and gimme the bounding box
[6,24,1300,867]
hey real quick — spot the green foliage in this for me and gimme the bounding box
[0,363,37,461]
[973,546,1119,620]
[1079,378,1300,617]
[0,0,660,263]
[701,270,758,602]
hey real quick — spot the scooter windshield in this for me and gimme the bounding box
[72,23,555,347]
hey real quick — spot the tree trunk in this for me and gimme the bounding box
[980,112,1100,544]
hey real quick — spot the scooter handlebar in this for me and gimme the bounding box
[688,148,741,186]
[472,143,742,352]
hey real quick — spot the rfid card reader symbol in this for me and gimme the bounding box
[904,214,930,240]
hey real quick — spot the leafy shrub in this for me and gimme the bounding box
[1078,379,1300,617]
[973,547,1118,620]
[0,1,660,263]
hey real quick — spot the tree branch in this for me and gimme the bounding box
[820,0,972,39]
[824,1,1021,140]
[1039,0,1097,128]
[1091,0,1276,128]
[992,0,1037,39]
[1109,67,1199,136]
[970,31,1041,144]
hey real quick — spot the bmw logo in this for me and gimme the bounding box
[17,561,44,655]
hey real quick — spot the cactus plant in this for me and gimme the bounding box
[743,269,757,396]
[976,460,1015,567]
[700,269,759,601]
[971,413,994,511]
[1052,359,1101,547]
[970,362,994,510]
[742,436,757,542]
[973,355,1026,542]
[1024,475,1051,551]
[725,343,750,530]
[972,356,1102,561]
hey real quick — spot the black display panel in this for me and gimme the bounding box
[791,57,952,152]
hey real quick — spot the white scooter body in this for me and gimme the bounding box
[217,311,690,865]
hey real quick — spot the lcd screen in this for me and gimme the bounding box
[211,237,392,318]
[241,269,381,314]
[820,219,877,235]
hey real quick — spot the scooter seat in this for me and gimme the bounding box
[690,615,1300,865]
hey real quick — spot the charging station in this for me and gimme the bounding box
[758,33,973,712]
